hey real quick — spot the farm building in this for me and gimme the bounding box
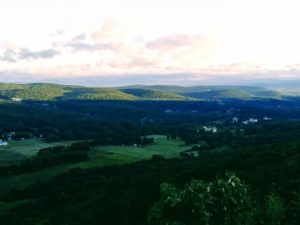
[0,140,8,146]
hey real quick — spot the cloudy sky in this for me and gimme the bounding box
[0,0,300,86]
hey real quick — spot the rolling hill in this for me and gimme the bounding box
[121,88,188,100]
[0,82,289,101]
[120,85,286,100]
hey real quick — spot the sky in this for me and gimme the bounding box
[0,0,300,86]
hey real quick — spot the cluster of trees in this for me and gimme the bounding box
[177,120,300,154]
[148,173,286,225]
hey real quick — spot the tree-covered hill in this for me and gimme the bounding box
[122,85,285,100]
[64,88,138,100]
[122,88,188,100]
[0,82,289,101]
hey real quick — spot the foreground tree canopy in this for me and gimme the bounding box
[148,173,285,225]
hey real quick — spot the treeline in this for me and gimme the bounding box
[1,99,300,142]
[0,142,91,177]
[90,136,154,146]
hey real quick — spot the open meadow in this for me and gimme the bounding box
[0,135,188,196]
[0,139,80,166]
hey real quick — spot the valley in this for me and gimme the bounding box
[0,83,299,225]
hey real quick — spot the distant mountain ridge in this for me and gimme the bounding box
[0,82,290,101]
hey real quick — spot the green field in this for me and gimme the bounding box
[0,139,80,166]
[0,135,189,196]
[95,135,188,159]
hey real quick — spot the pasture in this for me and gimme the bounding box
[0,139,80,166]
[94,135,188,159]
[0,135,188,196]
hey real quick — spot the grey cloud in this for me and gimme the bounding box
[0,48,60,62]
[61,32,117,52]
[66,40,114,52]
[0,49,18,62]
[72,33,86,41]
[18,48,60,60]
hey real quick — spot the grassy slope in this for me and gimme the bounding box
[0,135,188,196]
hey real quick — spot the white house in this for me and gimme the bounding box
[242,118,258,124]
[263,117,272,121]
[203,126,217,133]
[11,97,22,102]
[0,140,8,146]
[248,118,258,123]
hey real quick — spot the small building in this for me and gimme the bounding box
[242,118,258,124]
[249,118,258,123]
[0,140,8,146]
[263,117,272,121]
[11,97,22,102]
[203,126,217,133]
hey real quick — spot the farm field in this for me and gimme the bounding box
[0,139,82,166]
[95,135,188,159]
[0,135,188,196]
[0,139,79,156]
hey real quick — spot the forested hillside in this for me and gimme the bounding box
[0,83,289,101]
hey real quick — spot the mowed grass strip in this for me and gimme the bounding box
[0,139,79,156]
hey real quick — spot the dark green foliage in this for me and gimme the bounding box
[71,88,138,100]
[148,173,254,225]
[15,85,67,100]
[182,89,252,99]
[122,89,188,100]
[265,194,285,225]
